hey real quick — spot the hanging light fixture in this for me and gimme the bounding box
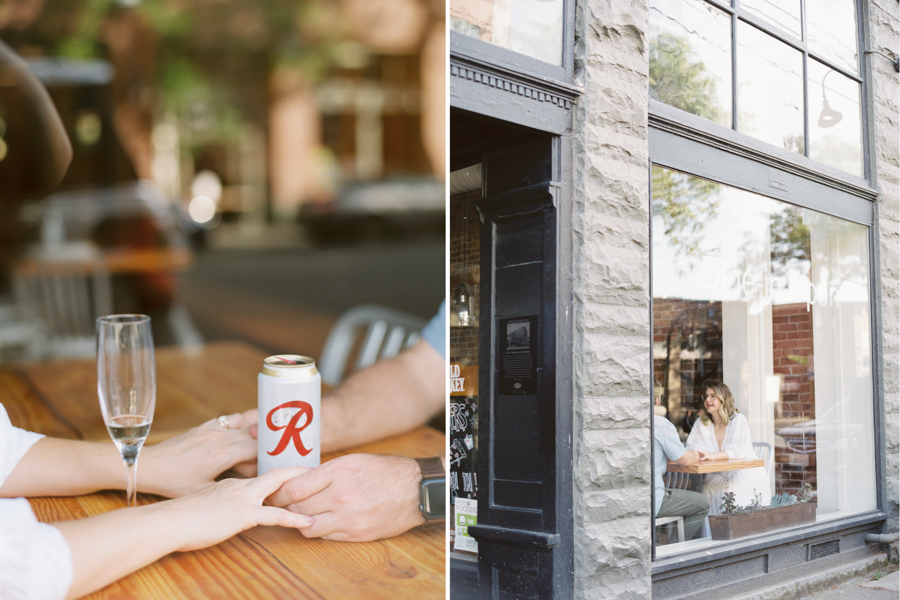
[451,211,478,327]
[817,69,843,128]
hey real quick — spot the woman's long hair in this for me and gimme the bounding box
[698,379,738,425]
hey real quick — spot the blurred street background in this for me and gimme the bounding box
[0,0,445,363]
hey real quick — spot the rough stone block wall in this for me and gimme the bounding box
[572,0,652,597]
[870,0,900,534]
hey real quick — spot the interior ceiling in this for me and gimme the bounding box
[450,108,546,172]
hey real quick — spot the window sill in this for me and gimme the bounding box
[651,510,886,575]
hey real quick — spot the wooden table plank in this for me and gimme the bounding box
[666,458,764,474]
[8,341,446,599]
[16,341,268,443]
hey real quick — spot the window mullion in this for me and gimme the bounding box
[737,13,805,54]
[705,0,735,16]
[807,51,864,84]
[802,0,810,160]
[732,11,738,132]
[803,51,810,158]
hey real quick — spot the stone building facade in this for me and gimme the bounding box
[450,0,898,597]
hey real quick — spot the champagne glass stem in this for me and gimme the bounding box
[123,455,138,508]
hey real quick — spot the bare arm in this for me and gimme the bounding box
[675,449,701,466]
[697,451,729,461]
[0,39,72,197]
[319,340,445,453]
[0,411,258,499]
[54,467,312,599]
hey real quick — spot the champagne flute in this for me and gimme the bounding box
[97,314,156,508]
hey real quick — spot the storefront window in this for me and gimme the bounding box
[449,0,564,66]
[450,191,481,556]
[651,165,876,555]
[649,0,863,177]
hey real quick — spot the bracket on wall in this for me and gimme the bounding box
[864,50,900,73]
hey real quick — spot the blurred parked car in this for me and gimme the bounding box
[298,177,445,244]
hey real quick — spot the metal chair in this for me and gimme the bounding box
[318,304,426,386]
[656,471,693,543]
[655,515,685,544]
[752,442,774,479]
[665,471,692,490]
[12,241,112,359]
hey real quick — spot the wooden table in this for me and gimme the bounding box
[3,341,446,599]
[667,458,764,474]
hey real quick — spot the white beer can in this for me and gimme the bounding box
[257,355,321,475]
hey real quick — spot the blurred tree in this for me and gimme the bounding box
[652,165,720,266]
[649,33,721,123]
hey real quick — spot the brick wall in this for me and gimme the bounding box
[772,303,816,496]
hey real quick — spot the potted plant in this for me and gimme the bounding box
[709,483,817,541]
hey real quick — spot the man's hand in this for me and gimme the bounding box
[265,453,425,542]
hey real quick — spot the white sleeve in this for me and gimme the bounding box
[0,405,74,599]
[0,404,45,487]
[0,498,73,600]
[722,414,753,460]
[684,422,702,451]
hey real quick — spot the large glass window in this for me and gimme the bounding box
[450,0,564,66]
[649,0,863,177]
[651,165,876,556]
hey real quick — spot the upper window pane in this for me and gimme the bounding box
[737,22,804,154]
[650,0,733,127]
[741,0,801,39]
[450,0,564,66]
[808,59,862,177]
[807,0,859,74]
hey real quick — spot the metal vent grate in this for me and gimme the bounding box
[808,540,840,561]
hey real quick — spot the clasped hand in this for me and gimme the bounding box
[265,453,425,542]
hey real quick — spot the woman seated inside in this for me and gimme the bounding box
[686,379,770,515]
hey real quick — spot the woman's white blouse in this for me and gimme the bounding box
[685,412,757,460]
[0,404,73,600]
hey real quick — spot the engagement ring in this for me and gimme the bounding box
[217,415,229,429]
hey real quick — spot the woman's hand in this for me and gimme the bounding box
[56,467,314,599]
[140,410,259,498]
[165,466,315,551]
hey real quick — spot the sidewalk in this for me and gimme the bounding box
[796,565,899,599]
[734,554,898,600]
